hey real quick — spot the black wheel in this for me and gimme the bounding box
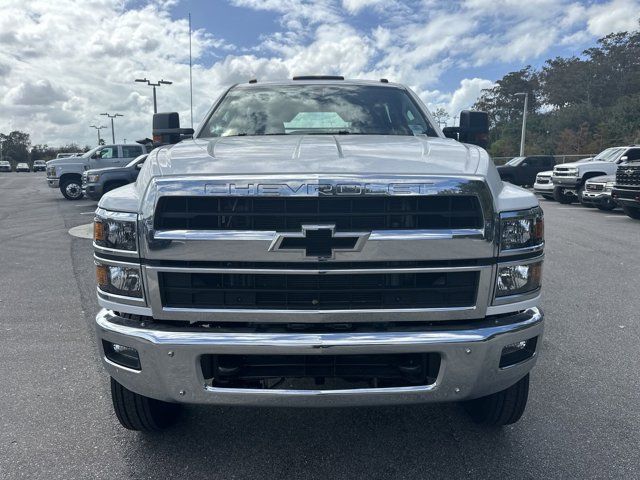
[541,194,554,200]
[110,378,181,432]
[622,205,640,219]
[596,200,616,211]
[463,374,529,426]
[553,187,574,204]
[60,178,84,200]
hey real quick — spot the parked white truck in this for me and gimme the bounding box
[46,144,149,199]
[92,78,544,431]
[551,146,640,204]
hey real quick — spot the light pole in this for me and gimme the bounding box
[515,92,529,156]
[135,78,173,113]
[90,125,107,145]
[100,112,123,143]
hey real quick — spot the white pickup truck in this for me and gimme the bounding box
[92,78,544,432]
[46,144,149,199]
[551,146,640,204]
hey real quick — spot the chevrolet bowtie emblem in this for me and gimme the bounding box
[268,225,370,259]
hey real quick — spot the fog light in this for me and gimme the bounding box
[103,340,141,370]
[500,337,537,368]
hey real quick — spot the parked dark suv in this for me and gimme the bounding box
[497,156,556,187]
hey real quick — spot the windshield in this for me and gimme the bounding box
[80,146,101,158]
[125,154,147,168]
[594,147,624,162]
[505,157,525,166]
[199,85,437,138]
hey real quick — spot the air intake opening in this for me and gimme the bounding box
[201,353,441,390]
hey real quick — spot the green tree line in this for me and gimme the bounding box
[474,24,640,158]
[0,130,89,167]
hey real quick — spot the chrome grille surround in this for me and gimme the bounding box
[130,175,500,323]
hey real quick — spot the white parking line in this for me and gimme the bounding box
[605,215,627,218]
[79,211,96,215]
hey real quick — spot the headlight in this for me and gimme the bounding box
[96,262,142,298]
[499,207,544,253]
[496,261,542,298]
[87,174,100,183]
[47,167,56,177]
[605,181,614,191]
[94,208,137,251]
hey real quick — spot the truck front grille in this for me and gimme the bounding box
[159,271,479,310]
[154,196,484,231]
[616,165,640,187]
[586,183,604,191]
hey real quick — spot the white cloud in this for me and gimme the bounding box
[342,0,386,14]
[5,80,68,106]
[585,0,640,36]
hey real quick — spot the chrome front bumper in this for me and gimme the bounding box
[551,176,579,187]
[96,307,544,407]
[533,182,553,194]
[46,177,59,188]
[581,190,612,205]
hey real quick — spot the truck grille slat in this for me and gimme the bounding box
[159,271,479,310]
[616,165,640,187]
[154,196,484,231]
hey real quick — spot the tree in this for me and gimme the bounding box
[0,131,31,166]
[432,108,450,127]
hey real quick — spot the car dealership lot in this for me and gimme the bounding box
[1,175,639,479]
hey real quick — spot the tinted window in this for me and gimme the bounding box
[122,146,143,158]
[624,148,640,161]
[200,85,437,137]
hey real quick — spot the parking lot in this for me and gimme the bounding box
[1,173,639,479]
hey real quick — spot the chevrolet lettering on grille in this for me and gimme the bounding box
[268,225,370,259]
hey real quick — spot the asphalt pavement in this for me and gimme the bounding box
[1,174,639,479]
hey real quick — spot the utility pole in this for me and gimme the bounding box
[515,92,529,156]
[135,78,173,113]
[100,112,123,143]
[90,125,107,145]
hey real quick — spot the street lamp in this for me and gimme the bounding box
[100,112,123,143]
[90,125,107,145]
[134,78,173,113]
[515,92,529,157]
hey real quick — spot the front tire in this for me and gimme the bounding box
[463,374,529,426]
[622,205,640,219]
[596,200,616,211]
[60,178,84,200]
[110,378,181,432]
[553,187,574,204]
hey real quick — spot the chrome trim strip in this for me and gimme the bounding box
[93,242,140,258]
[98,295,152,314]
[97,287,147,306]
[498,242,544,257]
[94,254,141,268]
[95,208,137,222]
[145,265,486,275]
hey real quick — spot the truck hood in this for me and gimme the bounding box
[85,166,127,175]
[152,136,485,177]
[46,157,86,167]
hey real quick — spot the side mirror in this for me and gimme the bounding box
[522,162,529,167]
[152,112,195,145]
[619,156,628,163]
[135,162,143,170]
[441,111,489,149]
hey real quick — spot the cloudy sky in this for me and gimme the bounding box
[1,0,639,147]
